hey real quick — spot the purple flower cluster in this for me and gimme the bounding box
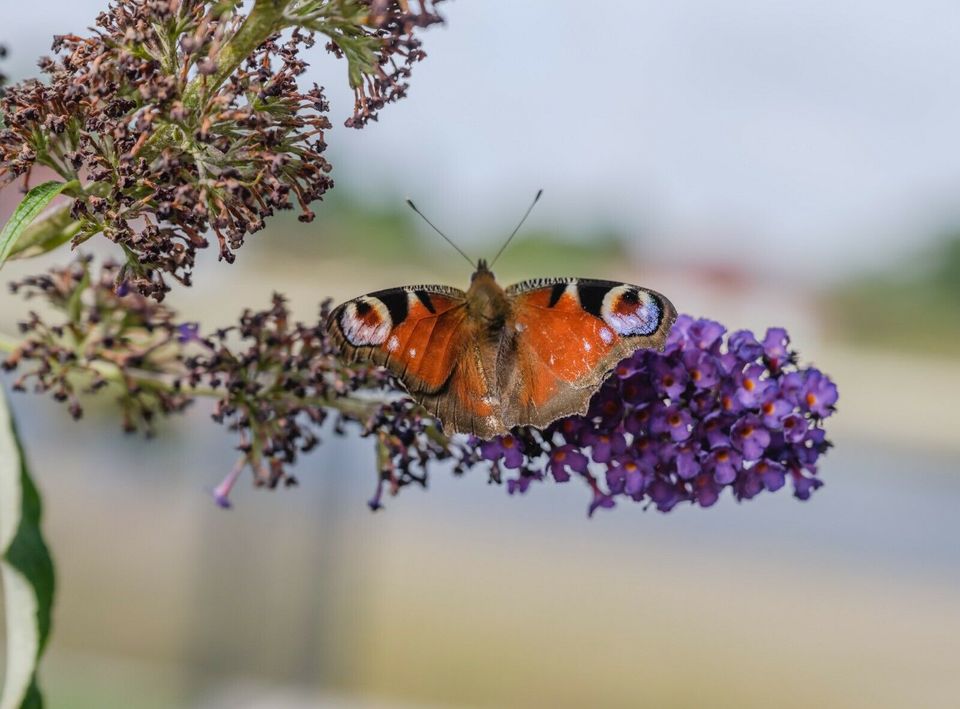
[473,316,837,514]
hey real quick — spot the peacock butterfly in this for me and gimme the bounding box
[326,193,677,438]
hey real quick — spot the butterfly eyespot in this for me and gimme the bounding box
[340,297,392,346]
[600,285,662,336]
[355,300,373,316]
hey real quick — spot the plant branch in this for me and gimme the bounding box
[0,328,385,421]
[182,0,294,109]
[0,332,18,356]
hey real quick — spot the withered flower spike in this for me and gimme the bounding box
[1,1,444,300]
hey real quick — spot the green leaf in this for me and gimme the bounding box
[0,181,74,269]
[6,205,82,262]
[0,389,55,709]
[298,0,382,89]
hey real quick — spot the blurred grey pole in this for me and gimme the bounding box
[181,426,367,705]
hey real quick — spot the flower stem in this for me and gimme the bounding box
[182,0,294,109]
[0,333,19,356]
[144,0,295,163]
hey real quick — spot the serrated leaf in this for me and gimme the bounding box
[0,181,74,269]
[0,389,55,709]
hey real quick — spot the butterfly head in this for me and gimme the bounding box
[465,258,509,324]
[472,258,494,281]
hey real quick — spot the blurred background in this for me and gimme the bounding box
[2,1,960,707]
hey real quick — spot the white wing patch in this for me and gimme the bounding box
[600,286,661,336]
[341,297,392,346]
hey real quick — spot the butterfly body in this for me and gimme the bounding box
[329,260,676,438]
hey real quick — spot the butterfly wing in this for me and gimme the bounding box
[499,278,677,429]
[327,285,504,436]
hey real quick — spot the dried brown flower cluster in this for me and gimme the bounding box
[335,0,445,127]
[179,293,387,488]
[2,257,463,501]
[0,0,443,299]
[3,257,190,430]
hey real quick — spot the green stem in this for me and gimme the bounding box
[0,333,18,356]
[145,0,295,159]
[182,0,294,109]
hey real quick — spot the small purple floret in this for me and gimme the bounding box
[548,445,589,482]
[177,322,202,344]
[211,459,244,509]
[705,447,742,484]
[801,368,839,418]
[731,414,772,461]
[480,435,524,469]
[762,327,790,371]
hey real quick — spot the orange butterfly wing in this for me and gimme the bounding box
[329,276,677,438]
[500,278,677,429]
[327,285,502,434]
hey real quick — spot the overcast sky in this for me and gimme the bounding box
[6,0,960,280]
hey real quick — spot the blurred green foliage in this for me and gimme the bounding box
[828,232,960,355]
[251,192,629,275]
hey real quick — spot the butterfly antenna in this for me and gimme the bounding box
[489,189,543,269]
[406,199,475,269]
